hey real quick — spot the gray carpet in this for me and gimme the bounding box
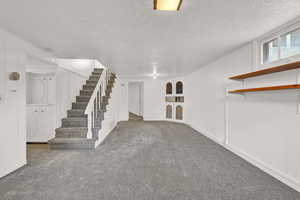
[0,121,299,200]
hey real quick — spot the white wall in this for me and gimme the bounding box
[0,29,54,178]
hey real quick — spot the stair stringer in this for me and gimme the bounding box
[95,78,120,147]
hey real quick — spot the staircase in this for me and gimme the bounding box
[49,68,116,149]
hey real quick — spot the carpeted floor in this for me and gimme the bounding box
[0,121,299,200]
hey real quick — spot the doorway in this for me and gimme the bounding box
[128,81,144,120]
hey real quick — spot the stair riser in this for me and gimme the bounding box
[85,82,97,87]
[86,80,98,85]
[72,103,88,109]
[76,96,90,102]
[62,120,87,127]
[89,76,100,81]
[56,132,87,138]
[67,111,87,118]
[92,72,102,76]
[83,85,95,90]
[50,143,95,150]
[94,68,103,72]
[80,90,93,96]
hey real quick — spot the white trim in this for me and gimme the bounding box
[187,123,300,192]
[226,145,300,192]
[188,123,225,146]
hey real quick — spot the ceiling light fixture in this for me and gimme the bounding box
[152,72,158,79]
[154,0,183,11]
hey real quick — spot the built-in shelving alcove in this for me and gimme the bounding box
[165,81,184,121]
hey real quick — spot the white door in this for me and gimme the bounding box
[27,105,55,142]
[128,82,143,116]
[27,75,47,104]
[37,106,55,142]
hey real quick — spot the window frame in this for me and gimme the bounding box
[259,20,300,67]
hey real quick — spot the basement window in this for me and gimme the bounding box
[262,38,279,64]
[262,27,300,64]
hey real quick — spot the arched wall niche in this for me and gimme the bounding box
[176,81,183,94]
[166,82,172,95]
[166,105,172,119]
[176,105,183,120]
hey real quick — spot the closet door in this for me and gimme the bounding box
[28,75,47,104]
[39,106,55,141]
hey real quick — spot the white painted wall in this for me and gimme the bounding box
[0,29,54,178]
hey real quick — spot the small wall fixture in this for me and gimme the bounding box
[154,0,182,11]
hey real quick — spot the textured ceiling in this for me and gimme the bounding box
[0,0,300,78]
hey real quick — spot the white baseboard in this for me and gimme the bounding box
[0,159,27,179]
[188,123,225,146]
[187,123,300,192]
[226,145,300,192]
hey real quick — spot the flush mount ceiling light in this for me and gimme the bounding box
[154,0,183,11]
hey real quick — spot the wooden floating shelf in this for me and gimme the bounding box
[229,84,300,94]
[229,61,300,80]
